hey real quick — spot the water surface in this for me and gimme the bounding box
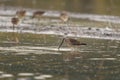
[0,0,120,80]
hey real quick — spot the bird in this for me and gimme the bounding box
[32,11,45,20]
[32,11,47,43]
[11,17,20,43]
[11,17,19,31]
[58,37,87,61]
[59,11,72,35]
[31,11,45,30]
[16,10,26,20]
[60,11,69,23]
[58,37,87,50]
[15,10,26,33]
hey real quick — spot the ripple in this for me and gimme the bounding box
[18,73,34,76]
[0,46,72,55]
[1,74,14,78]
[89,58,117,61]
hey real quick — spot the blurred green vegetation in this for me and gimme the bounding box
[1,0,120,15]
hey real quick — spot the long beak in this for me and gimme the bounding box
[58,38,65,50]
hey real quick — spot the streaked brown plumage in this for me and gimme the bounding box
[32,11,45,19]
[16,10,26,19]
[66,38,87,45]
[60,11,69,22]
[58,38,87,50]
[11,17,19,30]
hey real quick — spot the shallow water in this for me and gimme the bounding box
[0,32,120,80]
[0,0,120,80]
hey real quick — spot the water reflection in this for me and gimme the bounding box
[0,23,120,80]
[0,49,120,80]
[0,0,120,80]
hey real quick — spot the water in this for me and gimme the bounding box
[0,0,120,80]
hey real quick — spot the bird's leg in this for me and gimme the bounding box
[11,24,15,42]
[13,24,15,31]
[12,24,19,43]
[38,18,41,25]
[36,17,42,32]
[65,21,71,34]
[32,18,36,31]
[16,25,19,43]
[58,38,65,50]
[38,17,47,44]
[12,24,15,40]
